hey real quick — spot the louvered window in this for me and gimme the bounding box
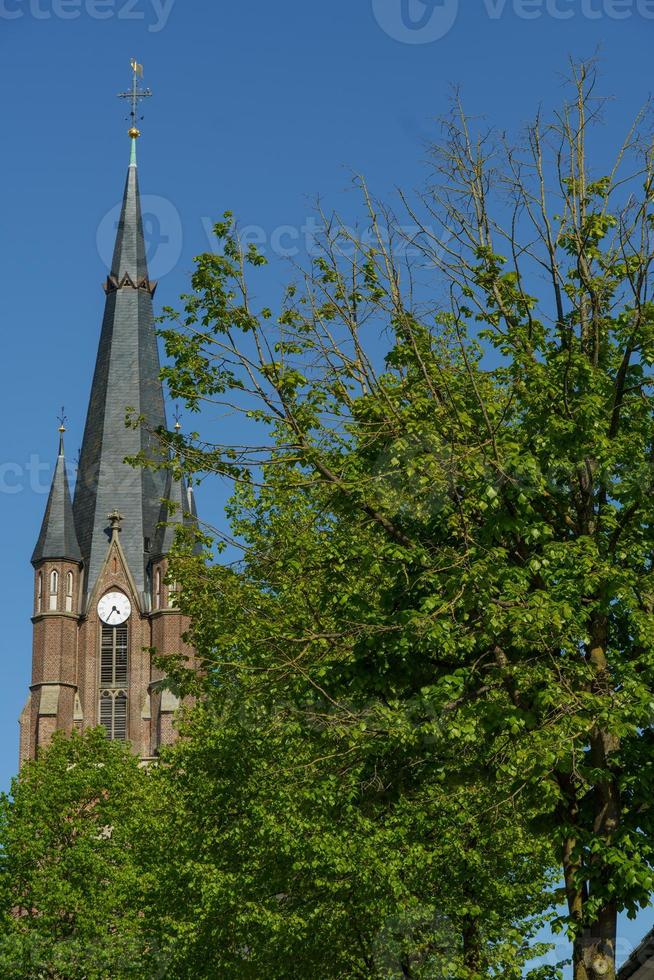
[100,624,128,687]
[99,624,128,740]
[100,690,128,741]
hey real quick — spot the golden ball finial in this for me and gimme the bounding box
[128,127,141,139]
[58,425,66,434]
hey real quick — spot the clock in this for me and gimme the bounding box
[97,591,132,626]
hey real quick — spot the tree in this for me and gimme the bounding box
[145,523,557,978]
[0,730,159,980]
[157,61,654,979]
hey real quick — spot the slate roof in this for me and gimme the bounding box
[32,434,82,565]
[73,155,168,601]
[619,929,654,978]
[152,471,195,558]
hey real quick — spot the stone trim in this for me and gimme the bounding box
[38,685,61,716]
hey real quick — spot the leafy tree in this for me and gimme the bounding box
[157,62,654,980]
[0,730,158,980]
[145,695,556,979]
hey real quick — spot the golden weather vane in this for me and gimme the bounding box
[118,59,152,140]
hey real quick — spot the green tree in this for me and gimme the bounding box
[157,62,654,979]
[0,730,158,980]
[145,694,556,979]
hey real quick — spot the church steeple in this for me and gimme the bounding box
[32,426,82,566]
[21,64,196,767]
[73,70,167,603]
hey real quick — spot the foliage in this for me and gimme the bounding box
[143,543,558,977]
[156,63,654,979]
[0,730,158,980]
[6,60,654,980]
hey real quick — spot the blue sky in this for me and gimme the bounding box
[2,0,654,970]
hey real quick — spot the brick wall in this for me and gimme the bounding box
[21,546,196,765]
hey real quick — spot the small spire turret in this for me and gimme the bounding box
[32,422,82,566]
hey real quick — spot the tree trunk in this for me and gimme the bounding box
[571,613,619,980]
[462,915,482,977]
[572,903,617,980]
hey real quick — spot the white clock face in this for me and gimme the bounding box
[97,591,132,626]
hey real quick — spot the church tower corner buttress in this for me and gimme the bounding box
[20,64,197,766]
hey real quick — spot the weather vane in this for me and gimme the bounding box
[118,59,152,140]
[57,406,68,433]
[173,405,182,433]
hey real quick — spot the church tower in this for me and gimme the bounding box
[20,64,196,764]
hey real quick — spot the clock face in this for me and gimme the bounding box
[97,591,132,626]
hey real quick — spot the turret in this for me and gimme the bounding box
[23,427,83,759]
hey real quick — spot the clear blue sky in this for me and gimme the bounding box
[1,1,654,971]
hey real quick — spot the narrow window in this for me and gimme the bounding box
[65,571,74,613]
[37,573,43,614]
[100,690,128,741]
[49,570,58,611]
[100,624,128,687]
[99,624,129,741]
[155,569,161,610]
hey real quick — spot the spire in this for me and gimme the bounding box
[32,427,82,566]
[107,154,151,286]
[152,471,195,558]
[73,66,167,601]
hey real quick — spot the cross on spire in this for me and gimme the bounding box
[57,406,67,454]
[118,59,152,141]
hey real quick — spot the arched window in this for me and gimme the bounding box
[36,573,43,614]
[99,624,129,741]
[100,690,127,741]
[49,570,58,611]
[154,569,161,610]
[65,571,74,613]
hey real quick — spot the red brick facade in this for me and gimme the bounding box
[20,536,193,764]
